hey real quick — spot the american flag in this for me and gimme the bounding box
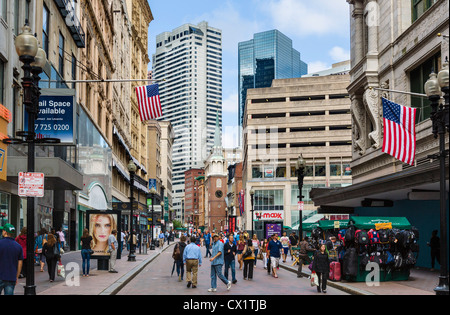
[135,84,163,121]
[382,98,417,166]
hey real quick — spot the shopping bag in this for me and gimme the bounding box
[57,263,65,278]
[310,271,319,287]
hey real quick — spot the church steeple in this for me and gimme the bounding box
[212,111,224,159]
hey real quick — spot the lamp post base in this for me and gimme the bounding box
[24,285,36,295]
[434,276,449,295]
[127,253,136,262]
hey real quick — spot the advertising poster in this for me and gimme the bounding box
[86,210,121,256]
[24,89,76,144]
[265,223,282,239]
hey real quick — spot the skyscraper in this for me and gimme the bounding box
[152,21,222,220]
[238,30,308,142]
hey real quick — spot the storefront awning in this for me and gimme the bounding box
[310,159,448,209]
[349,216,412,229]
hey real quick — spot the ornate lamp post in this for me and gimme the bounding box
[250,190,255,238]
[3,23,59,295]
[149,187,157,250]
[424,59,449,296]
[295,154,306,240]
[127,160,137,261]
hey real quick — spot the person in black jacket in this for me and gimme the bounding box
[173,235,187,282]
[312,244,330,293]
[224,234,237,284]
[42,234,60,282]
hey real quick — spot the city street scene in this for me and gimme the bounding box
[0,0,448,303]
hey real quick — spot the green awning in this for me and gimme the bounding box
[302,222,321,231]
[349,216,412,230]
[318,220,350,230]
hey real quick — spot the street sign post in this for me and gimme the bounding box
[18,172,45,197]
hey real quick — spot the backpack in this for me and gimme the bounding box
[369,252,383,265]
[393,252,404,269]
[172,243,181,260]
[243,247,253,258]
[405,250,416,266]
[368,229,380,244]
[355,230,369,245]
[338,229,347,244]
[344,225,356,244]
[379,229,390,244]
[311,227,323,240]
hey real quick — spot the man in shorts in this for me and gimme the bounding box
[267,234,282,278]
[280,232,290,263]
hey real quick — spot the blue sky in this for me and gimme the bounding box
[147,0,351,147]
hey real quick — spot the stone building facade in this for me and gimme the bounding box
[242,74,353,235]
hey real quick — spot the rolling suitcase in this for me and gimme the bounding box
[329,261,341,281]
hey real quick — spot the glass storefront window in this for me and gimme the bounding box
[290,165,313,177]
[255,190,283,211]
[291,184,326,205]
[0,192,10,227]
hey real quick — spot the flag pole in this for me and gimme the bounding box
[39,78,166,84]
[369,87,428,98]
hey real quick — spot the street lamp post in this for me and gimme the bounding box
[149,187,157,250]
[295,154,306,240]
[424,59,449,296]
[127,160,137,261]
[250,190,255,238]
[3,23,59,295]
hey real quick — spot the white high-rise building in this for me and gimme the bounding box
[152,21,222,221]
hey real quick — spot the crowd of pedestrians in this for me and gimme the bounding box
[170,229,309,292]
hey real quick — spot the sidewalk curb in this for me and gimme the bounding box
[99,243,174,295]
[278,261,375,295]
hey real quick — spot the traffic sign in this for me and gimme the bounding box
[298,201,304,211]
[18,172,45,197]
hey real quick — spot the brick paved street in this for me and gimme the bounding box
[117,245,349,295]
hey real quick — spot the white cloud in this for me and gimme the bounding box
[222,92,238,113]
[260,0,349,38]
[306,61,329,74]
[192,1,261,53]
[329,46,350,62]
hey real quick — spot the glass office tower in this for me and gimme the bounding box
[238,30,308,142]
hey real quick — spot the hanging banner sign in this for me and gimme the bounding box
[24,89,76,145]
[0,104,11,181]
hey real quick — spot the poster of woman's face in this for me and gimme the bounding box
[87,212,118,256]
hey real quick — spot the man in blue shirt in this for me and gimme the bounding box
[183,236,202,289]
[158,231,165,249]
[204,230,212,258]
[267,233,282,278]
[0,224,23,295]
[208,234,231,292]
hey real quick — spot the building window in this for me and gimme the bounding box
[71,54,76,89]
[58,32,65,76]
[291,184,326,205]
[1,0,7,22]
[0,59,4,105]
[410,51,441,123]
[412,0,437,22]
[42,4,50,56]
[255,190,283,211]
[14,0,19,36]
